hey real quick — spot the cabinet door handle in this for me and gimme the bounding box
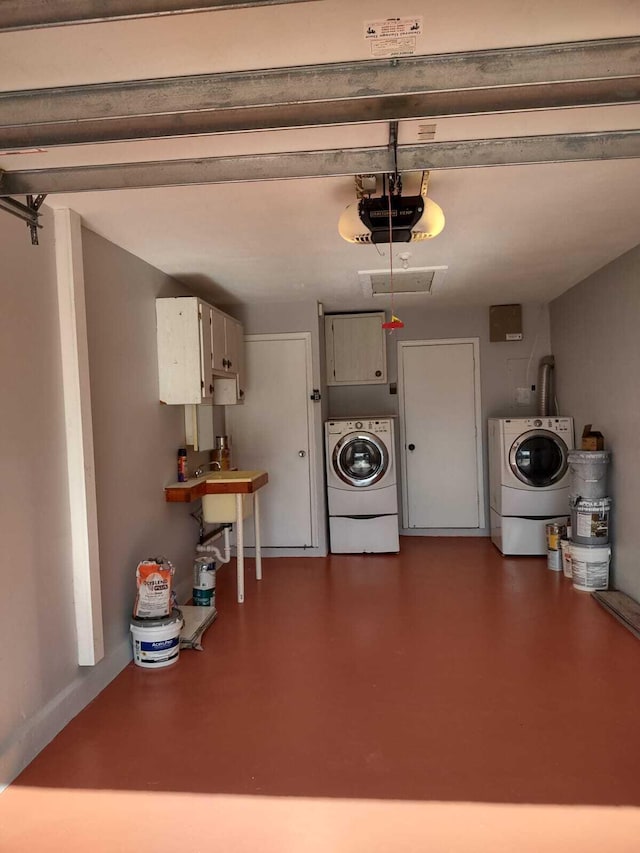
[298,450,306,457]
[375,370,382,377]
[228,360,232,368]
[209,383,214,395]
[408,443,416,451]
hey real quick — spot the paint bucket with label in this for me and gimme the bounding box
[570,543,611,592]
[193,557,216,607]
[130,608,183,669]
[568,451,611,501]
[560,538,572,578]
[570,497,611,545]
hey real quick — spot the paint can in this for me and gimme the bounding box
[568,450,611,501]
[570,543,611,592]
[570,497,612,545]
[546,521,567,552]
[546,521,567,571]
[547,547,562,572]
[560,538,572,578]
[130,608,183,669]
[193,556,216,607]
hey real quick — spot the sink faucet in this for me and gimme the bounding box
[193,461,222,477]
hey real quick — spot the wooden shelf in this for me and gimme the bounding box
[165,470,268,503]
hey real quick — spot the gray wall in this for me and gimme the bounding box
[0,208,75,786]
[327,303,551,535]
[550,243,640,601]
[82,228,203,646]
[0,218,201,787]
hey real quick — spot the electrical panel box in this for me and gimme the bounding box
[490,304,523,342]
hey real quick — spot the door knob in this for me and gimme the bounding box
[408,443,415,451]
[298,450,306,457]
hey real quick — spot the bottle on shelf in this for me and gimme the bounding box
[213,435,232,470]
[177,448,188,482]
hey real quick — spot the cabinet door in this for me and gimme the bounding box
[213,318,244,404]
[184,403,215,451]
[156,296,212,404]
[198,301,214,402]
[224,317,241,375]
[234,322,246,401]
[211,308,227,373]
[326,313,387,385]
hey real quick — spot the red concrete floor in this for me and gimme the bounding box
[2,537,640,852]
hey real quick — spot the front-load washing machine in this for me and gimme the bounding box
[488,417,574,555]
[325,418,399,553]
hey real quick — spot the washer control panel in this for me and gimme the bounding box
[327,419,391,435]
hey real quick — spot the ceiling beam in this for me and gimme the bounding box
[0,37,638,150]
[0,0,320,31]
[2,131,639,195]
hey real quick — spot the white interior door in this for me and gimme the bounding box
[399,340,482,529]
[226,334,315,548]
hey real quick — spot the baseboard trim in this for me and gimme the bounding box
[0,635,133,792]
[230,546,328,559]
[400,529,489,537]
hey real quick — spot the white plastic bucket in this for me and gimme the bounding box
[570,543,611,592]
[568,450,611,500]
[560,539,572,578]
[131,609,183,669]
[570,497,611,545]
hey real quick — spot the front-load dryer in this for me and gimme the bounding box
[325,418,399,553]
[489,417,574,515]
[488,417,574,555]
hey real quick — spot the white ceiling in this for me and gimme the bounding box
[1,0,640,311]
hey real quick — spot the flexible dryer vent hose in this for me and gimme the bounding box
[537,355,555,417]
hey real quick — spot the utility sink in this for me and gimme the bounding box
[202,492,253,524]
[201,472,256,523]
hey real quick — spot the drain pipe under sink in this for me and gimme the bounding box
[195,526,232,564]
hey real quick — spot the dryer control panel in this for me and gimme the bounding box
[503,417,572,436]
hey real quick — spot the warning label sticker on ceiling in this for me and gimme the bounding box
[364,17,422,57]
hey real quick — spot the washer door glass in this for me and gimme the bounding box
[509,430,568,487]
[333,432,389,487]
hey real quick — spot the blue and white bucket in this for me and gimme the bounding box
[130,608,184,669]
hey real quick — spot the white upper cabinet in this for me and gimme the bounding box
[211,308,227,373]
[211,311,245,405]
[325,312,387,386]
[211,309,241,376]
[156,296,214,404]
[156,296,244,405]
